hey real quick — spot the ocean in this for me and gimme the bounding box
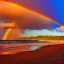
[0,40,63,55]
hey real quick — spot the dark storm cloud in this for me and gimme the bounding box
[0,1,59,30]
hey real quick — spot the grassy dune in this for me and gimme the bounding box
[18,36,64,40]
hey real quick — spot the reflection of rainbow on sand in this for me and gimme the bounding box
[0,1,62,40]
[0,44,41,55]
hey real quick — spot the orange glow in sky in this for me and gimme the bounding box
[0,1,62,40]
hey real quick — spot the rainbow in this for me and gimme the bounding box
[2,28,12,40]
[1,1,61,40]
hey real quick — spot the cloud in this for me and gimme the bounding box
[0,1,60,30]
[56,26,64,32]
[0,1,61,39]
[21,27,64,37]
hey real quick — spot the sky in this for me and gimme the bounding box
[10,0,64,37]
[9,0,64,24]
[0,0,64,38]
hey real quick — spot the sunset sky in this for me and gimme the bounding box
[0,0,64,39]
[11,0,64,37]
[9,0,64,24]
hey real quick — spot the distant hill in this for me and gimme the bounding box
[18,36,64,40]
[0,44,64,64]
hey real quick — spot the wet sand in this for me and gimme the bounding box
[0,44,64,64]
[0,41,63,55]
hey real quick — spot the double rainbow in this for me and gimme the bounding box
[1,1,61,40]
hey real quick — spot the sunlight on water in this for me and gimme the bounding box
[31,46,41,51]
